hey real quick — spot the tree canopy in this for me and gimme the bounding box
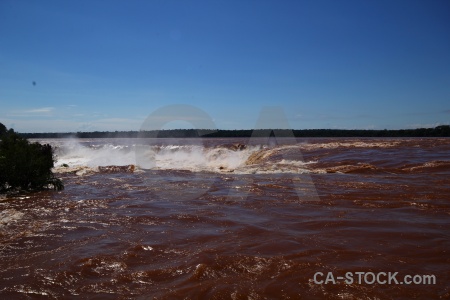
[0,123,63,193]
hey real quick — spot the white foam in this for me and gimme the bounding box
[140,145,260,172]
[299,141,401,150]
[54,139,136,168]
[278,159,318,166]
[0,209,25,225]
[47,139,316,174]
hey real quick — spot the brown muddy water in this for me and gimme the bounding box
[0,138,449,299]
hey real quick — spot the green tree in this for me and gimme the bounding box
[0,123,63,192]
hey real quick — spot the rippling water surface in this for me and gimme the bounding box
[1,138,449,299]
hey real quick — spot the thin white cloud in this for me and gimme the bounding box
[4,107,55,118]
[25,107,54,113]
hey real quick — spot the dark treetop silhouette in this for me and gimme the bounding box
[19,125,450,139]
[0,123,63,193]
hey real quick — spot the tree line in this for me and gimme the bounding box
[19,125,450,139]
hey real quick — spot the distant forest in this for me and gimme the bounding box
[20,125,450,138]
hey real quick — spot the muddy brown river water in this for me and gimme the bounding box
[1,138,449,299]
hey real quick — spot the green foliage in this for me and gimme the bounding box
[0,123,63,193]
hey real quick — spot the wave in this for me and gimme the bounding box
[298,140,402,150]
[48,139,317,175]
[401,160,450,173]
[317,163,378,174]
[45,138,450,176]
[310,160,450,175]
[54,139,137,167]
[0,209,25,226]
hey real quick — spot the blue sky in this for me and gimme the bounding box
[1,0,449,132]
